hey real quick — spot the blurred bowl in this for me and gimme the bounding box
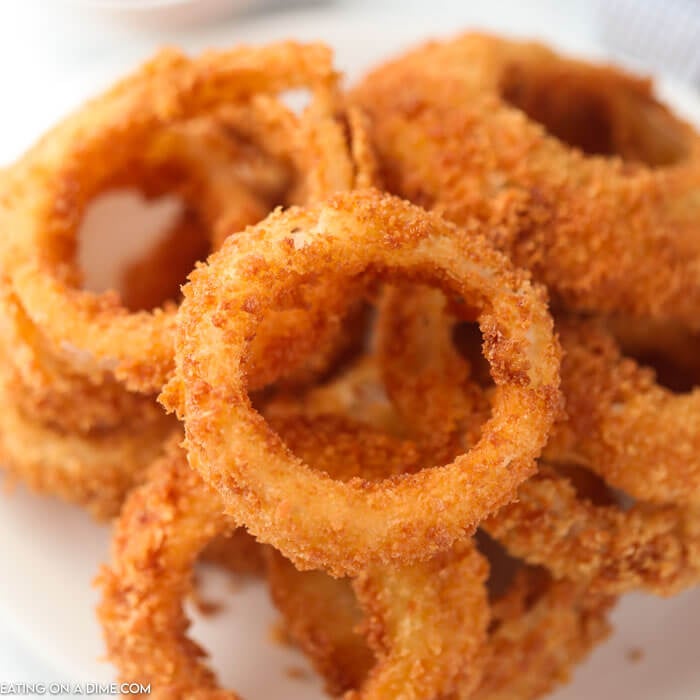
[67,0,248,29]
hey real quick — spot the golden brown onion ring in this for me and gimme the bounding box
[376,285,700,593]
[98,417,489,699]
[0,109,287,433]
[0,370,176,520]
[266,554,373,696]
[485,464,700,596]
[547,320,700,506]
[473,570,614,700]
[163,189,561,575]
[269,556,613,700]
[2,42,359,393]
[0,282,163,433]
[352,33,700,327]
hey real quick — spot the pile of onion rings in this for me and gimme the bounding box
[0,31,697,700]
[0,42,370,518]
[352,33,700,327]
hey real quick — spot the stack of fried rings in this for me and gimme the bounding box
[0,42,373,518]
[0,34,697,700]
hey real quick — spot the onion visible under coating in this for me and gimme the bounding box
[1,42,361,394]
[268,553,614,700]
[98,415,490,700]
[162,189,561,576]
[352,32,700,327]
[376,284,700,594]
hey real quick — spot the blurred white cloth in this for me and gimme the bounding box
[598,0,700,85]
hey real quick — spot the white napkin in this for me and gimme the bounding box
[598,0,700,85]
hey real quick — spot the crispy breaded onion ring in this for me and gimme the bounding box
[546,320,700,506]
[0,282,163,433]
[266,354,407,439]
[98,417,489,699]
[97,438,236,696]
[485,464,700,596]
[376,285,700,593]
[269,558,613,700]
[162,189,561,575]
[267,543,489,700]
[2,42,361,393]
[474,568,614,700]
[0,369,176,520]
[352,33,700,327]
[0,105,291,432]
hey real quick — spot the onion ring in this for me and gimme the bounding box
[269,554,613,700]
[473,569,614,700]
[546,320,700,506]
[163,189,561,575]
[0,109,285,432]
[376,284,700,593]
[266,354,407,439]
[0,282,163,433]
[0,368,176,519]
[2,42,362,393]
[98,415,489,699]
[352,32,700,326]
[485,464,700,596]
[0,104,323,507]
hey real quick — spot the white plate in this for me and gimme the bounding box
[1,2,699,698]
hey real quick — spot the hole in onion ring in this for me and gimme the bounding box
[78,189,190,309]
[546,461,636,512]
[119,209,213,312]
[603,317,700,394]
[451,321,494,389]
[475,530,522,601]
[550,463,615,507]
[184,562,323,695]
[625,350,698,394]
[278,88,313,115]
[499,63,690,165]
